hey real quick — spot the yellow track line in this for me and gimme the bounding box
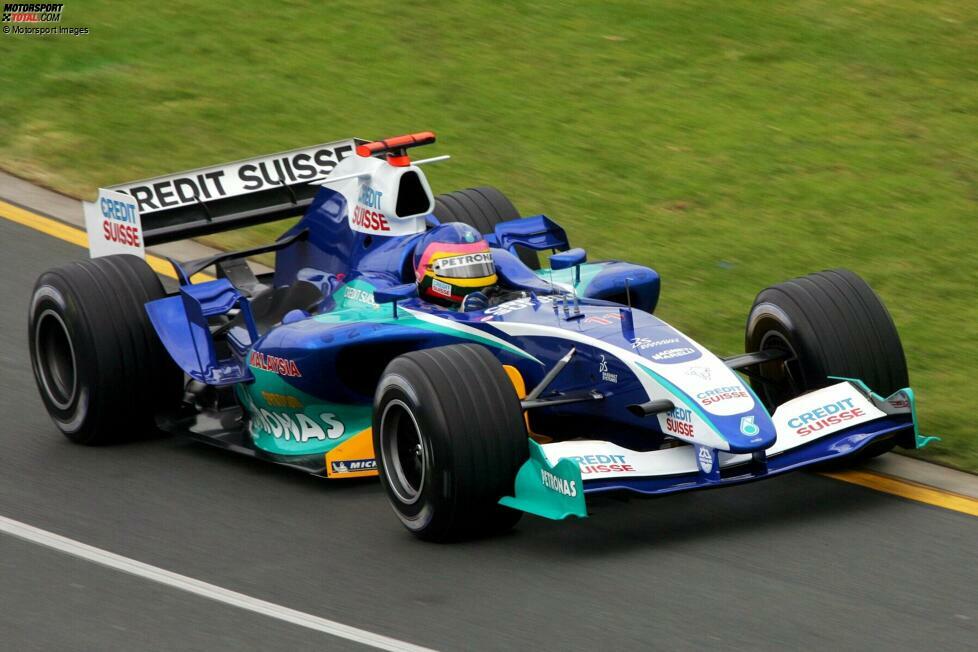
[1,197,976,518]
[0,198,211,281]
[822,469,978,517]
[0,198,89,247]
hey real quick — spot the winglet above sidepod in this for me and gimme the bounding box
[499,440,587,520]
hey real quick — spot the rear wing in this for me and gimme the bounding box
[82,138,362,257]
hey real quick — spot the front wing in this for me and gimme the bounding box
[500,380,936,519]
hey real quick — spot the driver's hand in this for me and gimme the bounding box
[460,291,489,312]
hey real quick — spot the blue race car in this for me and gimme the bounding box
[29,132,934,541]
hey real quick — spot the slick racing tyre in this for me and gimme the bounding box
[29,254,182,445]
[373,344,529,541]
[745,268,909,462]
[433,186,540,270]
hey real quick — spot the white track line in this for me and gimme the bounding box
[0,515,436,652]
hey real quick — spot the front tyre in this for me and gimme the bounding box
[373,344,529,541]
[745,268,909,462]
[28,255,182,445]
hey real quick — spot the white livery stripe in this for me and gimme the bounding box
[488,320,661,392]
[403,308,543,364]
[0,515,436,652]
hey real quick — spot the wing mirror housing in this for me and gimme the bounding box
[549,248,587,285]
[374,283,418,319]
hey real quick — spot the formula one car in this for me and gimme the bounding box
[29,132,935,541]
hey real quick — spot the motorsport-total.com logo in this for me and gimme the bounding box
[2,3,63,22]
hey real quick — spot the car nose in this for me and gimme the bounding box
[718,411,777,453]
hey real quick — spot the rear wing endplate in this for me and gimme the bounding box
[83,138,363,257]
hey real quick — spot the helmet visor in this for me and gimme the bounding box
[431,252,495,279]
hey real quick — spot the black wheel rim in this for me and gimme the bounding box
[379,399,426,505]
[34,309,77,410]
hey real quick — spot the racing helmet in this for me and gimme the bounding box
[413,222,497,306]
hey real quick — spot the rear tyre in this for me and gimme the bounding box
[373,344,529,541]
[745,268,909,462]
[433,186,540,270]
[28,254,182,445]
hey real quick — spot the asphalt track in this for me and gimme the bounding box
[1,216,976,651]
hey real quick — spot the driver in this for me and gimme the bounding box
[414,223,500,311]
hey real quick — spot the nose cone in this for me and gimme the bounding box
[714,409,777,453]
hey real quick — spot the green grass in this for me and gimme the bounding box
[2,1,976,471]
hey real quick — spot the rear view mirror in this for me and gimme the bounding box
[549,248,587,271]
[549,248,587,285]
[374,283,418,304]
[374,283,418,319]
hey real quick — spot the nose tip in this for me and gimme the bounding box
[722,413,777,453]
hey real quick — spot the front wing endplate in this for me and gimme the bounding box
[499,440,587,520]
